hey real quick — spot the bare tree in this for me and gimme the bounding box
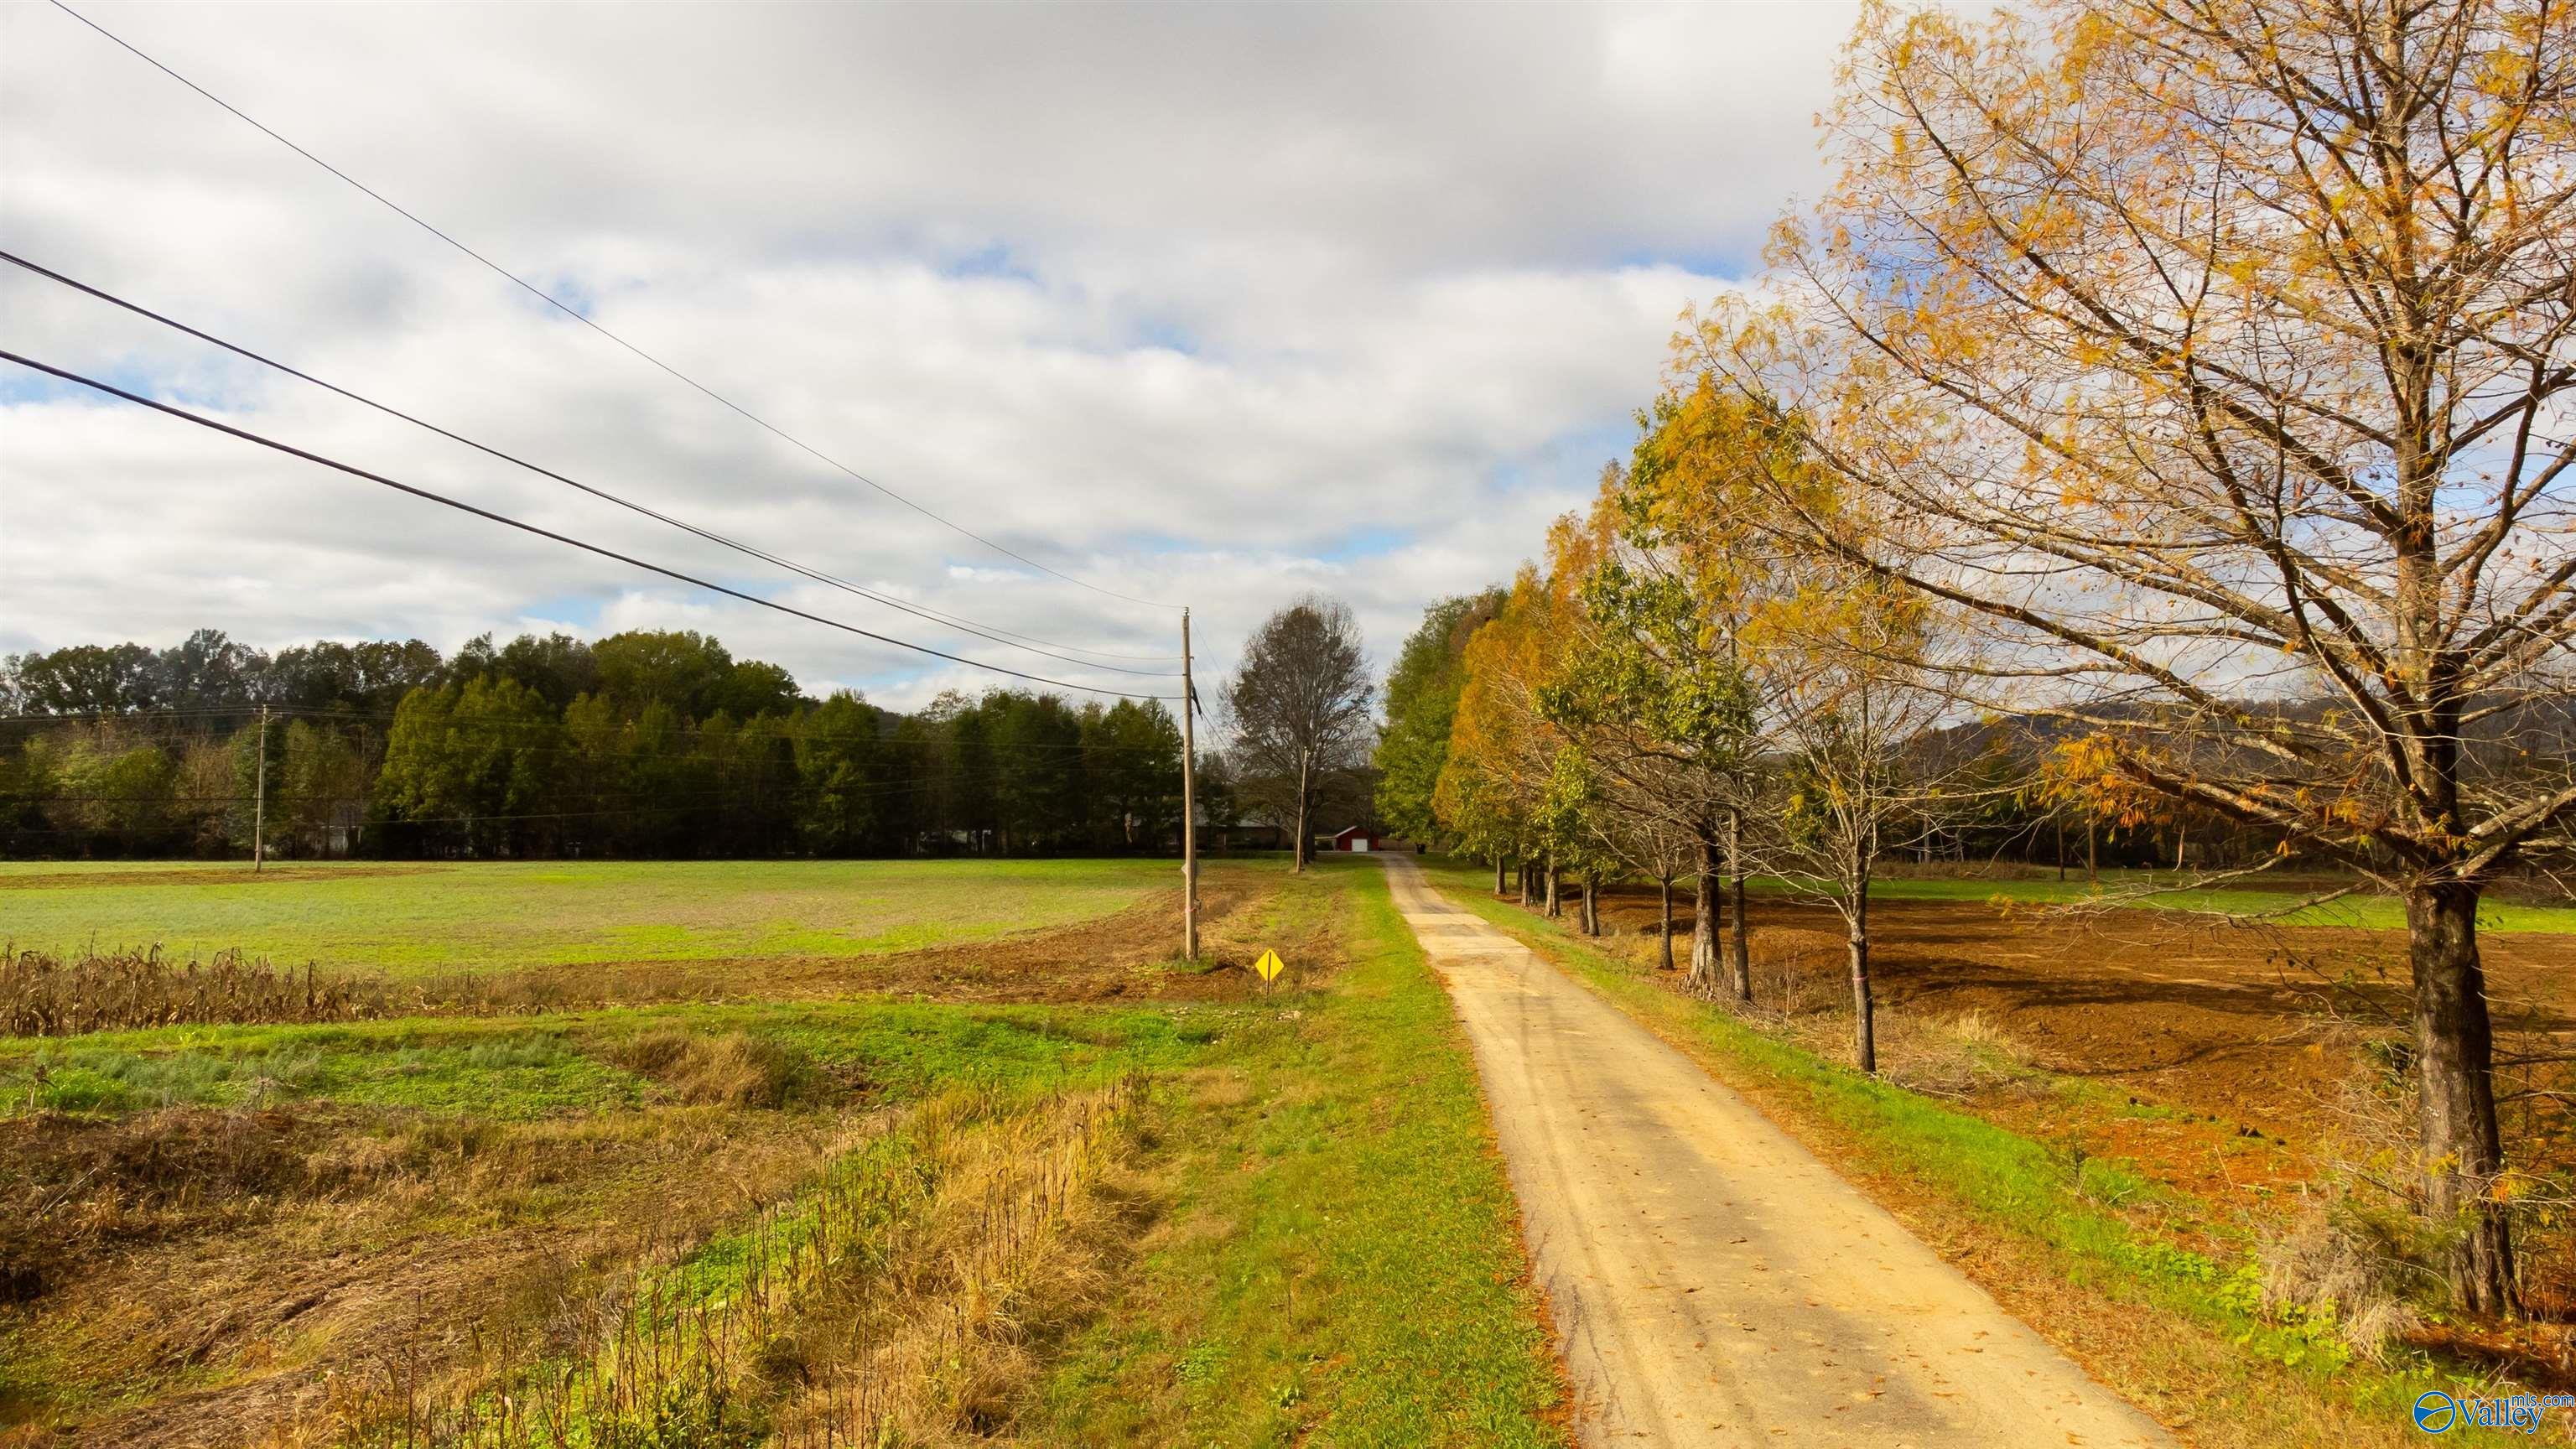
[1698,0,2576,1309]
[1226,595,1375,872]
[1753,578,1979,1075]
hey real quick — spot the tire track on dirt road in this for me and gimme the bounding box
[1381,855,2174,1448]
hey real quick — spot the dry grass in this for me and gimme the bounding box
[770,1078,1141,1446]
[605,1030,817,1109]
[0,1107,315,1305]
[3,1099,858,1445]
[2250,1061,2576,1374]
[316,1076,1142,1447]
[0,866,1297,1445]
[2,946,407,1036]
[2253,1200,2426,1367]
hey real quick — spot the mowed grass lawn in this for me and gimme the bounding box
[0,857,1178,974]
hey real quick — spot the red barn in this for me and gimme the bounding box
[1329,825,1393,853]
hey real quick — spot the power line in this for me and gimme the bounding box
[44,0,1183,615]
[0,351,1179,704]
[0,251,1184,671]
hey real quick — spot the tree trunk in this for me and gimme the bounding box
[1848,882,1876,1075]
[1727,810,1752,1002]
[2408,880,2518,1314]
[2085,808,2097,886]
[1581,875,1599,936]
[1494,854,1506,896]
[1544,854,1561,917]
[2055,811,2066,883]
[1687,828,1719,992]
[1658,874,1676,972]
[1844,840,1885,1067]
[1519,860,1531,908]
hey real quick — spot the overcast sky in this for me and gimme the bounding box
[0,0,1853,711]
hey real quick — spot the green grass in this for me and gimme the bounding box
[0,857,1178,974]
[0,854,1568,1441]
[1034,859,1567,1447]
[1504,857,2576,932]
[8,1031,645,1118]
[0,997,1218,1119]
[1719,866,2576,933]
[1421,856,2537,1446]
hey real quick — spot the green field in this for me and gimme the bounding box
[0,857,1179,973]
[0,856,1566,1446]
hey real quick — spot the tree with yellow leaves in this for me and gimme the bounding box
[1696,0,2576,1311]
[1436,568,1566,911]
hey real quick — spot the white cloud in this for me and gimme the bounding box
[0,1,1852,702]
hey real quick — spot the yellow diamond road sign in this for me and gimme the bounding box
[1253,948,1285,985]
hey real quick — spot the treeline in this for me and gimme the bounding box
[1,628,1202,860]
[1375,0,2576,1320]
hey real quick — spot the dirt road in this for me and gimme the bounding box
[1382,856,2174,1448]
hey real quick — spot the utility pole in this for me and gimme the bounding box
[252,703,269,873]
[1180,608,1199,962]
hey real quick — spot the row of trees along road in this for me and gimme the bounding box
[1,628,1201,860]
[1380,0,2576,1321]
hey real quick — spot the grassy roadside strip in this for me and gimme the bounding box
[1031,860,1571,1446]
[1420,861,2521,1449]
